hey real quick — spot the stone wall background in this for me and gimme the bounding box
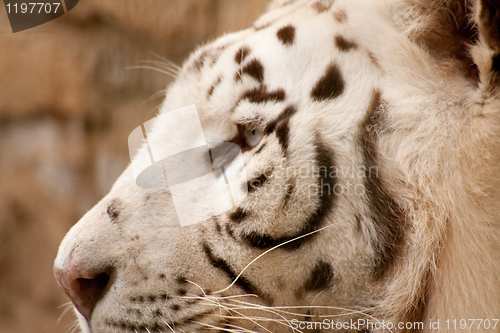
[0,1,268,332]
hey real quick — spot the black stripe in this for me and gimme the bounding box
[202,242,272,303]
[241,232,281,249]
[240,85,286,104]
[355,214,362,232]
[334,35,358,52]
[235,46,251,64]
[275,121,290,155]
[311,63,345,101]
[241,59,265,83]
[247,172,270,193]
[241,137,337,250]
[207,77,222,97]
[266,105,297,134]
[283,181,294,207]
[254,142,267,155]
[312,0,333,13]
[359,90,406,280]
[304,261,334,291]
[267,106,297,156]
[214,219,222,234]
[228,207,249,223]
[493,53,500,73]
[276,25,296,46]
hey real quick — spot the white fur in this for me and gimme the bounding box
[55,0,500,332]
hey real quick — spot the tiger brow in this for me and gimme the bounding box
[235,115,268,130]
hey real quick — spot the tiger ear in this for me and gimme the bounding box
[473,0,500,87]
[408,0,499,88]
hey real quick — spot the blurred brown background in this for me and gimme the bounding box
[0,1,268,332]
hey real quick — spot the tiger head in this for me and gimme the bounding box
[54,0,500,332]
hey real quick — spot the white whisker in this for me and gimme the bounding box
[142,89,169,106]
[215,314,305,333]
[220,299,392,332]
[225,299,376,316]
[163,319,175,333]
[216,309,278,333]
[140,60,180,76]
[149,53,182,72]
[214,224,336,294]
[68,319,80,333]
[209,305,273,333]
[57,301,73,309]
[194,320,260,333]
[57,302,75,324]
[126,65,178,79]
[218,112,233,136]
[184,280,226,317]
[216,299,301,332]
[185,280,208,298]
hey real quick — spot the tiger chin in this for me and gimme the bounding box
[54,0,500,332]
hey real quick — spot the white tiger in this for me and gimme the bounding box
[54,0,500,332]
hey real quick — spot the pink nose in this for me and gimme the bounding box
[54,264,113,320]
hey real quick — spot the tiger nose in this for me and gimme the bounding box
[54,262,114,320]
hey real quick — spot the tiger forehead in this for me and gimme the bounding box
[185,1,358,78]
[177,1,379,140]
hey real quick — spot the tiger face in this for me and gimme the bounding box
[54,0,500,332]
